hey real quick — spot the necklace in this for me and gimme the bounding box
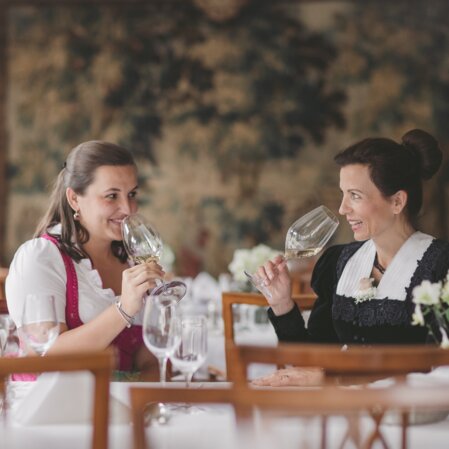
[373,254,386,275]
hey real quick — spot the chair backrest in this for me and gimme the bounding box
[0,266,8,314]
[229,342,449,383]
[228,343,449,449]
[0,349,115,449]
[129,385,235,449]
[221,291,317,378]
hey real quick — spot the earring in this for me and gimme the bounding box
[73,210,80,220]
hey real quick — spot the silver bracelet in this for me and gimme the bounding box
[115,300,134,328]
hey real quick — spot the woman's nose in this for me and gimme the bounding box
[339,197,349,216]
[120,198,134,215]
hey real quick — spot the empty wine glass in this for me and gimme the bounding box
[170,315,207,388]
[20,294,59,356]
[122,213,187,302]
[245,205,339,297]
[142,295,179,384]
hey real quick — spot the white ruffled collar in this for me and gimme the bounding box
[49,224,120,300]
[336,232,434,301]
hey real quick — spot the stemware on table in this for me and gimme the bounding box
[20,293,59,356]
[170,315,208,388]
[142,295,179,384]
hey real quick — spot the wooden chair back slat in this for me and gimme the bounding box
[222,291,317,378]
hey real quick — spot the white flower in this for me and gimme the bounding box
[412,281,442,306]
[228,244,281,283]
[411,304,425,326]
[354,277,377,304]
[441,272,449,305]
[160,244,175,272]
[440,327,449,349]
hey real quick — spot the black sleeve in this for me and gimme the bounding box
[268,244,345,343]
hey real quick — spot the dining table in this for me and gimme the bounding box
[3,371,449,449]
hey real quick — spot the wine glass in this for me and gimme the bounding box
[245,205,339,297]
[170,315,207,388]
[20,294,60,356]
[122,213,187,302]
[142,295,179,384]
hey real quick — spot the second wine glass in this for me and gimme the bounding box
[142,295,179,384]
[20,294,59,356]
[121,213,186,302]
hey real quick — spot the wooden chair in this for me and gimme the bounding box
[0,266,8,314]
[228,343,449,449]
[0,349,115,449]
[129,385,235,449]
[221,291,317,378]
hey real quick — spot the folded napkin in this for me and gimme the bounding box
[11,372,131,425]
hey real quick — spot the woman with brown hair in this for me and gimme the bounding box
[6,140,161,372]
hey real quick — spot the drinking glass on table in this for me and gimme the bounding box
[245,205,339,297]
[170,315,207,388]
[142,295,178,384]
[122,213,187,303]
[20,294,59,356]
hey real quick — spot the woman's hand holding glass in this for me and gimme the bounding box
[255,255,295,316]
[120,262,165,317]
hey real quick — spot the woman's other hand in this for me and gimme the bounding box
[251,366,324,387]
[120,262,165,316]
[256,255,294,315]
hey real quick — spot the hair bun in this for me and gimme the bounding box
[401,129,442,180]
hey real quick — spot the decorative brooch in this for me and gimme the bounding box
[354,277,377,304]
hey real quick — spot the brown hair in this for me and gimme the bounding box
[35,140,137,262]
[334,129,442,221]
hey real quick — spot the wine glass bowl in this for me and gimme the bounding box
[284,205,339,259]
[20,294,59,356]
[245,205,339,295]
[122,213,163,264]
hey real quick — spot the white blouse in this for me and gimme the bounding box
[336,231,434,301]
[5,237,144,327]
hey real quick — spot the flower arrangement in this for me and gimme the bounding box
[228,244,281,284]
[354,277,377,304]
[412,274,449,348]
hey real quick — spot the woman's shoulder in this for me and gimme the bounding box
[9,236,66,275]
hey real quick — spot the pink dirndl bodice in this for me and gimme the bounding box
[42,234,143,371]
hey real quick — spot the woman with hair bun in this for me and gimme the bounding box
[254,129,449,385]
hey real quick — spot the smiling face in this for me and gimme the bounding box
[67,164,138,243]
[338,164,402,242]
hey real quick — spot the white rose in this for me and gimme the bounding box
[411,304,425,326]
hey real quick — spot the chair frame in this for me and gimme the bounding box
[221,291,317,378]
[228,343,449,449]
[0,349,115,449]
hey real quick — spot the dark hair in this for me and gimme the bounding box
[334,129,442,220]
[35,140,137,262]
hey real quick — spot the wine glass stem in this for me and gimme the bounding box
[158,356,168,384]
[185,371,194,388]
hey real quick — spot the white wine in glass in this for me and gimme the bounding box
[246,205,339,295]
[122,213,187,302]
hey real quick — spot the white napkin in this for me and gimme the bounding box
[10,372,131,425]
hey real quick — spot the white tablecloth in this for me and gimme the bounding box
[3,379,449,449]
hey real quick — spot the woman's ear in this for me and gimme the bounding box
[392,190,408,214]
[66,187,79,212]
